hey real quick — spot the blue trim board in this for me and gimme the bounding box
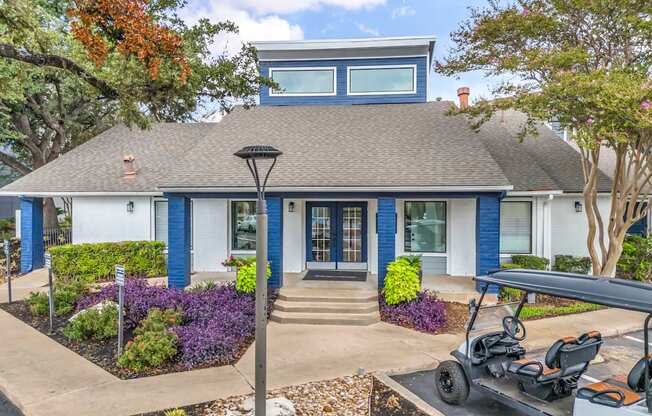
[267,197,283,288]
[167,195,191,288]
[260,56,427,106]
[20,197,44,273]
[377,197,396,290]
[476,195,501,293]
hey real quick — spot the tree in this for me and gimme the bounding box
[1,0,273,227]
[436,0,652,276]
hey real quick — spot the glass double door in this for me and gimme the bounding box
[306,202,367,270]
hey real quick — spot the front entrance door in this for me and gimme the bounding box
[306,202,367,270]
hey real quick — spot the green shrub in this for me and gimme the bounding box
[135,308,182,336]
[27,281,88,316]
[382,258,420,305]
[500,263,521,270]
[499,287,523,302]
[617,235,652,281]
[397,255,422,272]
[236,262,271,294]
[63,303,118,341]
[553,255,592,274]
[117,330,178,372]
[49,241,166,283]
[510,255,549,270]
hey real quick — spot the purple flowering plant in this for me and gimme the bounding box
[379,290,447,333]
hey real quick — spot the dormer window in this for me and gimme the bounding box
[347,65,417,95]
[269,67,337,96]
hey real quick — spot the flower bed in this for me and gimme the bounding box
[0,279,277,378]
[379,290,462,334]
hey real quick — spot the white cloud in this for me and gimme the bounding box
[391,5,416,19]
[355,22,380,36]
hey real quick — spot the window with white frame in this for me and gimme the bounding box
[232,201,257,251]
[269,67,336,96]
[404,201,446,253]
[154,200,168,245]
[348,65,416,95]
[500,201,532,254]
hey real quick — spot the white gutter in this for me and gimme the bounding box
[253,36,437,51]
[157,185,514,193]
[506,190,564,196]
[0,191,164,197]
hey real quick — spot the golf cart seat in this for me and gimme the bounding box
[576,355,652,408]
[507,331,603,401]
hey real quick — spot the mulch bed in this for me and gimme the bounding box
[439,301,467,334]
[0,293,278,380]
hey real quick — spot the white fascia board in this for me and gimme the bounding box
[253,36,436,51]
[507,190,564,196]
[0,191,164,197]
[158,185,514,193]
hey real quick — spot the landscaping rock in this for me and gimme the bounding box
[68,300,117,322]
[225,397,295,416]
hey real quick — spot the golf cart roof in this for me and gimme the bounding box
[477,269,652,314]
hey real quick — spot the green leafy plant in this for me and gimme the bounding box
[236,262,271,294]
[500,263,521,270]
[553,255,592,274]
[499,287,523,303]
[27,281,88,316]
[117,330,178,372]
[135,308,182,336]
[62,303,118,341]
[186,281,217,293]
[617,235,652,282]
[49,241,166,283]
[397,255,422,273]
[519,303,604,321]
[382,258,421,305]
[164,410,187,416]
[510,255,549,271]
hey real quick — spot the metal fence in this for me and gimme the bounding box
[43,227,72,250]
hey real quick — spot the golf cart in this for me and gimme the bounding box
[434,269,652,416]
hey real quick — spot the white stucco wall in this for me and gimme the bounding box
[550,195,611,258]
[449,199,476,276]
[72,196,152,243]
[192,199,228,272]
[283,199,304,273]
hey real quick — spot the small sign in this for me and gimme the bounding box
[3,240,9,256]
[44,253,51,269]
[115,265,125,287]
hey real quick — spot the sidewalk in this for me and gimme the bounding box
[0,269,49,303]
[0,305,645,416]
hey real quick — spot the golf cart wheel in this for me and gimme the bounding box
[435,360,470,405]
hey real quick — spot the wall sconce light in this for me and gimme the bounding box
[574,201,583,213]
[288,201,295,213]
[127,201,135,213]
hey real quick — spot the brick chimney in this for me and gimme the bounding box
[122,154,137,176]
[457,87,470,109]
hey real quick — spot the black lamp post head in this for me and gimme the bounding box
[234,145,283,160]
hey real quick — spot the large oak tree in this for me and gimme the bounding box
[436,0,652,277]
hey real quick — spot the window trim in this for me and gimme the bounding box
[403,200,447,254]
[153,199,168,244]
[268,66,337,97]
[347,64,417,96]
[230,200,258,252]
[500,200,533,255]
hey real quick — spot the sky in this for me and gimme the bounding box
[180,0,503,103]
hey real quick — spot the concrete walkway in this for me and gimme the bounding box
[0,269,49,303]
[0,305,645,416]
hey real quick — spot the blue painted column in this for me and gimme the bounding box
[476,194,501,293]
[377,197,396,290]
[20,197,44,273]
[267,196,283,288]
[167,195,191,288]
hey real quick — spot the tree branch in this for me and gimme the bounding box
[0,150,31,176]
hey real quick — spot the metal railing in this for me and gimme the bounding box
[43,227,72,250]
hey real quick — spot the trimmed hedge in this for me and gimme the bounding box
[510,255,549,271]
[553,255,591,274]
[49,241,166,283]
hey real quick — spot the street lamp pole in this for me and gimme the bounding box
[234,145,282,416]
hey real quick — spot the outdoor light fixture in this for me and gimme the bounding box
[234,144,282,416]
[126,201,135,213]
[288,201,295,213]
[574,201,583,213]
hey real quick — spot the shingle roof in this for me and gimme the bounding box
[0,102,610,194]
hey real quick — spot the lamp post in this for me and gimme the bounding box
[234,145,282,416]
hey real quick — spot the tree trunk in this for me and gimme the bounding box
[43,198,58,230]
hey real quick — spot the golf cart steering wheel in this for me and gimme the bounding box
[502,316,526,341]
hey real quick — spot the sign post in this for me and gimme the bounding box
[4,240,11,304]
[115,265,125,357]
[45,252,53,333]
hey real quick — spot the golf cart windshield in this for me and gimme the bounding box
[466,301,518,338]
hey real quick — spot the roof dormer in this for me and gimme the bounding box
[253,36,435,106]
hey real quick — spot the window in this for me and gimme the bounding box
[404,201,446,253]
[154,200,168,245]
[500,201,532,254]
[348,65,416,95]
[270,67,336,96]
[232,201,257,251]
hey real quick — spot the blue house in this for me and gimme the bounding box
[1,37,613,299]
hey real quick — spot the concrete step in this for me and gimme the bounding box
[270,310,380,326]
[274,299,379,314]
[277,288,378,304]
